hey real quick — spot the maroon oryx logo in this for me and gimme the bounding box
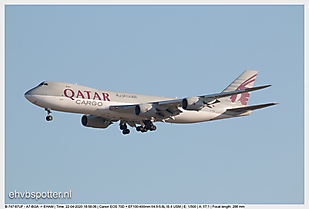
[230,74,257,105]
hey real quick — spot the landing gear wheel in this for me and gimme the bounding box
[150,125,157,131]
[46,115,53,121]
[142,120,156,132]
[122,129,130,135]
[141,127,148,133]
[120,124,127,130]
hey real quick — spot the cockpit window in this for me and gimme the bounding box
[38,82,48,86]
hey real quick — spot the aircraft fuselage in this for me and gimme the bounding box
[24,81,223,124]
[24,70,277,134]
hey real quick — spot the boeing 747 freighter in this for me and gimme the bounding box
[24,70,277,135]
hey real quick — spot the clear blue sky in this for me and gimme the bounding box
[5,5,304,204]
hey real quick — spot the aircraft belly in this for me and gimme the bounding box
[102,111,141,120]
[170,110,219,124]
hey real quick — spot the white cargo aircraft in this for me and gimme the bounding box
[24,70,277,135]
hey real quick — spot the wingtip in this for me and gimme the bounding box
[268,102,279,106]
[258,84,272,90]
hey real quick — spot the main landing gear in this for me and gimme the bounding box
[45,108,53,121]
[136,120,156,133]
[119,120,157,135]
[120,123,130,135]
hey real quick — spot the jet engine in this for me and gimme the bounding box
[81,115,111,129]
[181,97,205,111]
[134,104,157,117]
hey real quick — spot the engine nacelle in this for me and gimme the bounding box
[181,97,205,111]
[81,115,111,129]
[134,104,157,117]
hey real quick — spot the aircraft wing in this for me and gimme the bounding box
[108,84,272,120]
[150,84,271,106]
[151,84,271,106]
[108,100,183,117]
[108,104,137,115]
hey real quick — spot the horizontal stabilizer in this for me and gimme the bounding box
[226,103,278,112]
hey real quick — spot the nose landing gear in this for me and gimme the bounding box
[45,108,53,121]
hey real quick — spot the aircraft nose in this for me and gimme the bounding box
[24,90,30,96]
[24,89,34,100]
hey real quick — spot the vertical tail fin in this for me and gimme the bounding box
[221,70,258,106]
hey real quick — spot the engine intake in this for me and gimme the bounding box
[182,97,205,111]
[134,104,156,117]
[81,115,111,129]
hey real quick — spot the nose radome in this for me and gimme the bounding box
[25,90,30,95]
[24,89,33,100]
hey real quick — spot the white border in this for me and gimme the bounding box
[1,1,306,208]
